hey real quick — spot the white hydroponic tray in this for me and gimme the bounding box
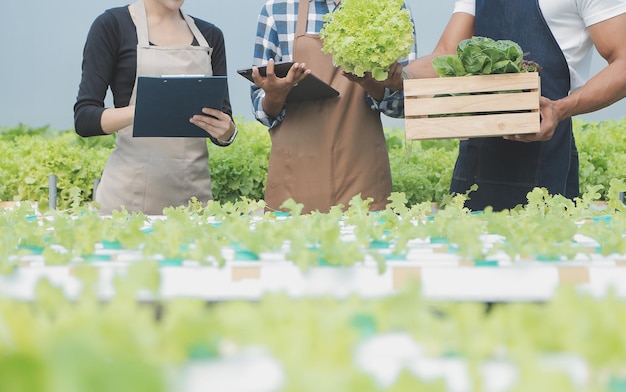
[3,251,626,302]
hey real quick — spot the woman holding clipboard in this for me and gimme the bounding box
[74,0,237,215]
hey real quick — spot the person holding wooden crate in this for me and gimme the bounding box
[401,0,626,211]
[247,0,417,214]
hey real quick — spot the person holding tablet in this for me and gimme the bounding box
[74,0,237,215]
[248,0,417,214]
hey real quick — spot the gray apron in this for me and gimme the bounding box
[95,0,214,215]
[450,0,578,211]
[264,0,392,214]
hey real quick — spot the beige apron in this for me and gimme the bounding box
[264,0,392,214]
[95,0,213,215]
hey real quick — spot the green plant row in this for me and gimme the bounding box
[1,272,626,391]
[1,185,626,391]
[2,182,626,274]
[1,117,625,210]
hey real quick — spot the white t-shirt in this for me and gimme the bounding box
[453,0,626,90]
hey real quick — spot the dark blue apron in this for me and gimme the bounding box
[449,0,579,211]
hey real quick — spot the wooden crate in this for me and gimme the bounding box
[404,72,540,140]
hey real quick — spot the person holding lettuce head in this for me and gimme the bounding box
[401,0,626,212]
[248,0,417,214]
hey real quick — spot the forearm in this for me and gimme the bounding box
[252,87,285,128]
[403,12,474,79]
[101,106,135,134]
[554,58,626,121]
[402,54,441,79]
[261,93,288,119]
[402,38,462,79]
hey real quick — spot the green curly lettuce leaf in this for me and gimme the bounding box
[320,0,414,81]
[432,55,467,77]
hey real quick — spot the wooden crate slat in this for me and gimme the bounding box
[405,91,539,117]
[404,72,539,96]
[405,112,540,140]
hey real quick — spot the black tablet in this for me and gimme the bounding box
[237,62,339,103]
[133,75,227,138]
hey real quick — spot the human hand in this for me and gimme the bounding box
[251,59,310,100]
[502,96,560,143]
[341,62,404,91]
[189,108,235,143]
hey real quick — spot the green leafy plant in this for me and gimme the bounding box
[208,118,269,202]
[1,118,626,209]
[2,186,626,390]
[432,36,539,77]
[388,138,457,205]
[319,0,414,80]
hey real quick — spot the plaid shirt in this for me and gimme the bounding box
[250,0,418,128]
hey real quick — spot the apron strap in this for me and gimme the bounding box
[132,0,210,48]
[133,0,150,47]
[294,0,311,60]
[296,0,309,38]
[182,13,210,48]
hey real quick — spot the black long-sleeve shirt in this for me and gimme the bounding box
[73,6,232,140]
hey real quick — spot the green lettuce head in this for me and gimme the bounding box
[433,36,526,76]
[320,0,414,81]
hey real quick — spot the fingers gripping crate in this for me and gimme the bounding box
[404,72,540,140]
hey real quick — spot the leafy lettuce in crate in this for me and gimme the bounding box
[433,36,540,77]
[319,0,414,81]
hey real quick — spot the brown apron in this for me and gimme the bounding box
[95,0,213,215]
[264,0,392,214]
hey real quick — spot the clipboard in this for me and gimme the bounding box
[237,62,339,103]
[133,75,227,138]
